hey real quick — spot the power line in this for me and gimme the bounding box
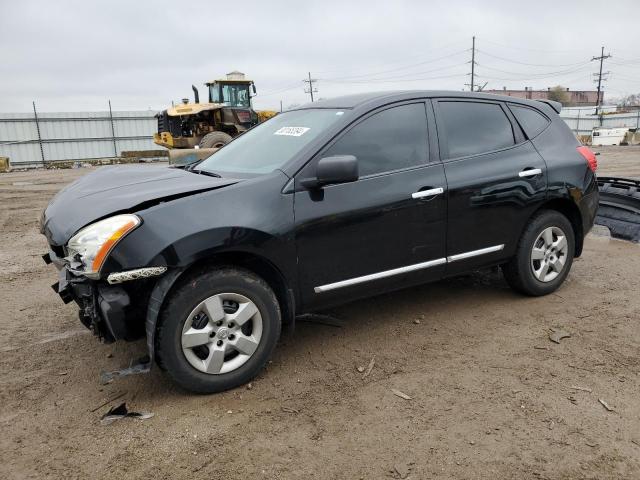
[312,40,468,75]
[321,49,469,82]
[609,60,640,68]
[592,46,612,115]
[323,72,468,85]
[303,72,318,102]
[476,63,591,78]
[476,49,589,68]
[479,38,585,55]
[259,81,306,97]
[322,62,467,83]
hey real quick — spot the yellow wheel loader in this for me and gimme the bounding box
[154,71,277,150]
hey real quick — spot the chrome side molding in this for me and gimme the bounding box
[314,244,505,293]
[314,258,447,293]
[447,244,504,262]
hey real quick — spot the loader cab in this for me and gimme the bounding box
[207,80,254,108]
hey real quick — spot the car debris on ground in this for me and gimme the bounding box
[100,357,151,384]
[596,177,640,243]
[549,328,571,344]
[570,386,592,393]
[362,356,375,378]
[90,392,127,413]
[391,389,412,400]
[100,403,154,425]
[598,399,615,412]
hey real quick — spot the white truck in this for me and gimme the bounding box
[591,127,629,146]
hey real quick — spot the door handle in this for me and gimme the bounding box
[519,168,542,178]
[412,187,444,199]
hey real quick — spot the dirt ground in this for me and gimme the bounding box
[592,145,640,178]
[1,147,639,479]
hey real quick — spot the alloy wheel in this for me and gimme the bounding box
[181,293,263,374]
[530,226,568,283]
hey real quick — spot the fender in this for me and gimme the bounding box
[145,267,184,367]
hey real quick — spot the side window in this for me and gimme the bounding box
[438,101,515,159]
[323,103,428,177]
[509,105,550,139]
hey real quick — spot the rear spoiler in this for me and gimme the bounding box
[536,99,562,114]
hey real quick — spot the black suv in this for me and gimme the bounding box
[41,91,599,393]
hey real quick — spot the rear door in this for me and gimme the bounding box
[433,98,548,274]
[293,101,447,310]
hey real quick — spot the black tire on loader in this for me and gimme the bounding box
[199,131,233,149]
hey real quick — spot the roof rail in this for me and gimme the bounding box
[536,99,562,114]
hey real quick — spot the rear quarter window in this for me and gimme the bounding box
[509,104,550,139]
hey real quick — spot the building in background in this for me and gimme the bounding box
[486,87,603,106]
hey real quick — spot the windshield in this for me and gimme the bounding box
[208,83,252,107]
[197,109,345,175]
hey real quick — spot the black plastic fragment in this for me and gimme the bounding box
[100,402,154,425]
[596,176,640,243]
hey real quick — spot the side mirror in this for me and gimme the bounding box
[252,83,257,94]
[300,155,359,189]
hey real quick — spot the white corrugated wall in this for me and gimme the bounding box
[0,110,159,166]
[560,109,640,136]
[2,107,638,166]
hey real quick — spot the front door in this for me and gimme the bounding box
[293,102,447,310]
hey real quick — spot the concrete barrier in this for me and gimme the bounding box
[624,131,640,145]
[0,156,9,173]
[121,150,169,159]
[168,148,218,166]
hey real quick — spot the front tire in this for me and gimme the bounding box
[156,267,281,393]
[502,210,575,296]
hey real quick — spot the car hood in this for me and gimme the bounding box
[41,165,239,245]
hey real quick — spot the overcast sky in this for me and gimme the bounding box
[0,0,638,113]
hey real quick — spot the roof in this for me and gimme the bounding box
[294,90,561,113]
[205,79,254,85]
[167,102,223,116]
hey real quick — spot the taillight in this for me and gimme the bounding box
[577,146,597,172]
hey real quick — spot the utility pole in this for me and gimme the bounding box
[108,100,118,157]
[591,46,611,116]
[470,36,476,92]
[465,36,478,91]
[32,101,45,166]
[303,72,318,102]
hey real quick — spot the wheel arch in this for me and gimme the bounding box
[177,251,295,325]
[145,250,295,369]
[532,198,584,257]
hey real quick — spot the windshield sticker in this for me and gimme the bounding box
[274,127,310,137]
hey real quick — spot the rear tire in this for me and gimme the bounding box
[198,131,233,149]
[156,267,281,393]
[502,210,575,296]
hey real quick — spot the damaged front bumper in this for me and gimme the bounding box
[44,250,165,344]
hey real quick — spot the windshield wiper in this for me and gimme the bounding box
[192,169,221,178]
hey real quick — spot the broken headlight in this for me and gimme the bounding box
[66,214,141,278]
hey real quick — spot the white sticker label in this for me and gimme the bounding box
[274,127,310,137]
